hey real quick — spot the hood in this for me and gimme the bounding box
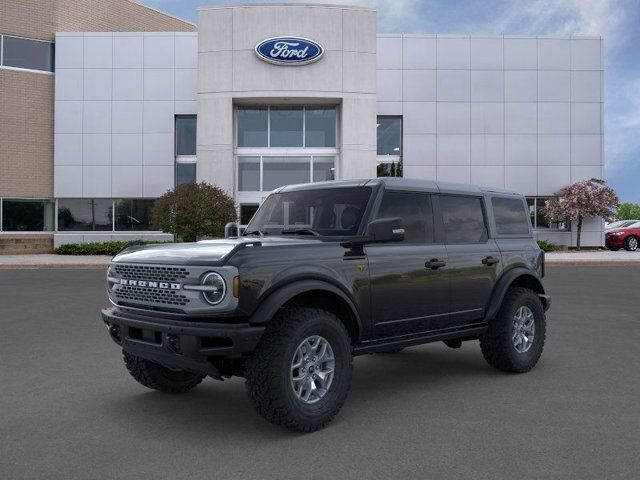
[112,236,324,266]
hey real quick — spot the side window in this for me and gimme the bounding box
[492,197,530,235]
[440,195,487,244]
[375,191,434,243]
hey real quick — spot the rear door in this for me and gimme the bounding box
[365,190,450,338]
[439,194,501,326]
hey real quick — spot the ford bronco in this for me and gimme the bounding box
[102,178,550,432]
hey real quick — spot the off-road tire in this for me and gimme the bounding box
[245,307,353,432]
[123,351,205,393]
[479,287,546,373]
[624,236,638,251]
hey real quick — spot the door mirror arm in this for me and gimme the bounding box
[340,217,405,249]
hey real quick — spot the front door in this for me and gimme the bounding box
[439,194,502,326]
[365,190,451,338]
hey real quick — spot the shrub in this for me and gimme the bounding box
[151,182,237,242]
[536,240,556,252]
[54,240,164,256]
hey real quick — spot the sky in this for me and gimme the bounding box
[141,0,640,203]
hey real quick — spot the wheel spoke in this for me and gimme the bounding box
[290,335,336,405]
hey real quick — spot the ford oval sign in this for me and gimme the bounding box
[255,37,324,66]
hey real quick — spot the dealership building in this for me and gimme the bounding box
[0,1,605,250]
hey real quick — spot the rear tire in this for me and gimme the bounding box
[624,236,638,251]
[245,307,353,432]
[123,351,205,393]
[479,287,546,373]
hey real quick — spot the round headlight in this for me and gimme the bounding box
[201,272,226,305]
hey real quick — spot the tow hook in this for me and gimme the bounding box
[107,323,121,344]
[167,334,180,353]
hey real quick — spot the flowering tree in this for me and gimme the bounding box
[151,182,236,242]
[543,179,619,250]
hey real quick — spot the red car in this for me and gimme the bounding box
[606,222,640,251]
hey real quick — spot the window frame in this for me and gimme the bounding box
[0,34,55,75]
[372,190,436,245]
[526,197,570,231]
[235,105,338,150]
[0,197,55,232]
[438,194,490,245]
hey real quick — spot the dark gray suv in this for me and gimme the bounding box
[102,178,550,432]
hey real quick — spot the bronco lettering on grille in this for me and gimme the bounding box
[119,279,181,290]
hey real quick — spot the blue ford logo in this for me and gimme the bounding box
[255,37,324,66]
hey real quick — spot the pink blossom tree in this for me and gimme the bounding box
[543,178,619,250]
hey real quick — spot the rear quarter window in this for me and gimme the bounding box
[492,197,530,235]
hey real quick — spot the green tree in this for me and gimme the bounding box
[151,182,236,242]
[616,202,640,220]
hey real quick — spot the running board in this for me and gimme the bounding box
[353,323,488,355]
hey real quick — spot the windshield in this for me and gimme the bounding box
[245,187,373,237]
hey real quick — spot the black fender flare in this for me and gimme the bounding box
[248,279,363,341]
[484,267,546,322]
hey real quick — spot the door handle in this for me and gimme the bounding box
[482,256,500,266]
[425,259,446,270]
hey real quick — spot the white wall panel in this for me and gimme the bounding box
[144,35,175,68]
[377,37,403,69]
[55,166,83,197]
[112,166,143,197]
[403,102,436,134]
[112,101,143,134]
[437,165,471,183]
[538,166,571,195]
[471,135,504,165]
[436,37,470,69]
[571,39,601,70]
[56,69,84,101]
[55,134,83,166]
[403,134,437,165]
[437,135,470,165]
[437,103,470,134]
[571,71,601,102]
[402,36,436,69]
[83,36,112,69]
[538,135,570,165]
[471,70,503,101]
[571,165,602,182]
[83,166,112,197]
[377,70,403,102]
[471,103,504,134]
[55,101,83,133]
[83,69,112,101]
[144,69,175,100]
[112,134,143,165]
[505,103,537,134]
[143,101,174,133]
[571,135,602,165]
[82,134,111,165]
[437,70,470,101]
[538,70,570,101]
[471,165,504,187]
[504,38,537,69]
[83,101,111,134]
[143,166,174,197]
[538,102,570,134]
[571,103,601,134]
[143,133,174,165]
[55,36,84,68]
[505,71,537,102]
[538,39,570,70]
[403,70,436,101]
[470,37,503,69]
[113,36,143,68]
[113,69,143,100]
[505,135,537,165]
[505,166,537,195]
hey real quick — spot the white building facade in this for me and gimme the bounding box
[49,3,604,247]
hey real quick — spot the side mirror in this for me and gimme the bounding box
[365,217,404,243]
[224,222,239,238]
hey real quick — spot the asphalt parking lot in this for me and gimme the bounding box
[1,266,639,480]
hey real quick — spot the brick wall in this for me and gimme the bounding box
[0,0,195,199]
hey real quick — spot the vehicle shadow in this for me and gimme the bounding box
[101,344,496,439]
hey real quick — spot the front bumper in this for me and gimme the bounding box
[102,307,265,377]
[605,235,624,248]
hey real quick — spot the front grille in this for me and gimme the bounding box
[116,285,190,306]
[114,264,189,282]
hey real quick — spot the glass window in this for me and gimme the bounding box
[175,116,196,156]
[312,157,335,182]
[305,107,336,147]
[246,187,373,236]
[377,117,402,156]
[527,197,569,230]
[492,197,530,235]
[441,195,488,244]
[270,107,303,147]
[2,36,54,72]
[114,199,154,231]
[57,199,112,231]
[238,156,260,191]
[176,163,196,186]
[240,204,259,225]
[2,199,54,231]
[375,191,434,243]
[237,107,268,147]
[262,156,310,191]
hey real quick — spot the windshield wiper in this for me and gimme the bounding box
[281,228,320,237]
